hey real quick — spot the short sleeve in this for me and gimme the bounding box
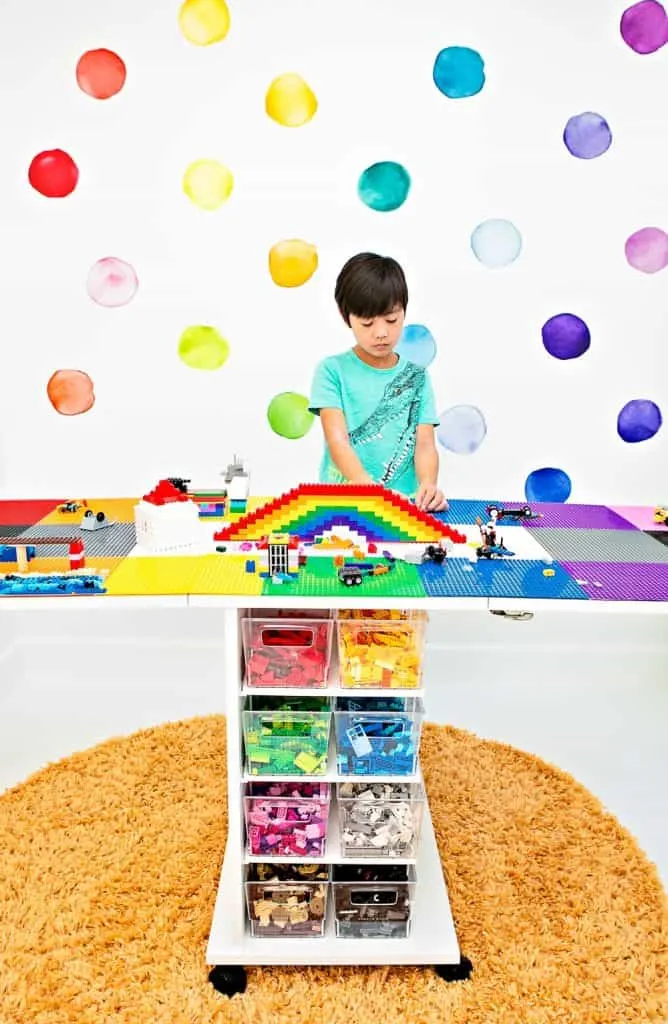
[418,370,439,425]
[308,358,343,415]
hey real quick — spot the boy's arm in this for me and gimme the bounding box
[414,370,448,511]
[320,408,373,484]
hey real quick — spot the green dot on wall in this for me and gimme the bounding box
[267,392,314,439]
[178,325,230,370]
[357,161,411,212]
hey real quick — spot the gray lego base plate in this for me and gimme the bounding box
[17,522,136,558]
[533,527,668,564]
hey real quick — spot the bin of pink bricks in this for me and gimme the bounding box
[244,782,331,858]
[241,615,334,689]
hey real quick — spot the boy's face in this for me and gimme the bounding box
[348,305,405,366]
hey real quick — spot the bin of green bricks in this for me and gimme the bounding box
[334,695,425,776]
[332,863,417,938]
[243,695,332,776]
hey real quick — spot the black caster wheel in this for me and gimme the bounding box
[208,965,247,997]
[435,956,473,982]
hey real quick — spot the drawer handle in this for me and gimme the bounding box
[489,609,534,621]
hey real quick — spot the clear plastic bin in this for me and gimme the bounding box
[336,611,427,689]
[244,782,331,857]
[243,696,332,776]
[334,696,425,776]
[245,863,329,937]
[332,864,417,938]
[242,616,333,688]
[336,781,425,857]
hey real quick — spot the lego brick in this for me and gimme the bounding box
[418,558,589,600]
[560,562,668,601]
[521,503,637,530]
[531,528,668,564]
[611,506,668,532]
[262,557,426,599]
[0,499,64,526]
[17,522,137,558]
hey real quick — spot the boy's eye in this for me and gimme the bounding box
[386,318,397,324]
[361,322,373,328]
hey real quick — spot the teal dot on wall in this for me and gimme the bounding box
[357,161,411,212]
[433,46,486,99]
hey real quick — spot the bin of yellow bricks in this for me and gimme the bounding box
[336,609,428,689]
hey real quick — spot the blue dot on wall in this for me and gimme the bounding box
[542,313,591,360]
[471,219,522,268]
[617,399,663,442]
[357,161,411,212]
[397,324,436,367]
[433,46,485,99]
[563,112,613,159]
[436,404,487,454]
[525,467,572,503]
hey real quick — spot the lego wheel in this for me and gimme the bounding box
[434,955,473,982]
[96,511,106,522]
[84,509,93,518]
[208,965,247,997]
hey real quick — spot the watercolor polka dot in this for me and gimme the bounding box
[624,227,668,273]
[433,47,485,99]
[525,467,572,503]
[267,393,314,439]
[563,112,612,159]
[76,49,126,99]
[620,0,668,53]
[87,258,138,308]
[183,160,234,211]
[178,325,230,370]
[397,324,436,367]
[28,149,79,198]
[269,239,318,288]
[357,162,411,213]
[437,405,487,455]
[541,313,591,360]
[265,73,317,127]
[178,0,230,45]
[617,399,662,442]
[47,370,95,416]
[471,219,522,268]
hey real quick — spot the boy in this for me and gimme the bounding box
[308,252,447,512]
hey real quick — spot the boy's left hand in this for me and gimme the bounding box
[415,482,448,512]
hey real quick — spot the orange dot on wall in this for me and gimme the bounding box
[76,49,127,99]
[47,370,96,415]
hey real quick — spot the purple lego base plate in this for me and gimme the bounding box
[523,504,638,530]
[561,561,668,601]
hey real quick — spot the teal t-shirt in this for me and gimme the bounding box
[308,349,439,497]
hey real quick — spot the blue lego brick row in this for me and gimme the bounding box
[432,499,527,527]
[0,544,37,563]
[417,558,590,600]
[292,509,411,543]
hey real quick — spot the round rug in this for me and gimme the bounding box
[0,717,665,1023]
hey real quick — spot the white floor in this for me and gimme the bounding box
[0,606,666,889]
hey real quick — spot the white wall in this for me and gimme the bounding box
[0,0,665,503]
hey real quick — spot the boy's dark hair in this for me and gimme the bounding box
[334,253,408,324]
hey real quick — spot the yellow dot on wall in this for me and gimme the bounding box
[265,73,318,127]
[178,0,230,46]
[178,325,230,370]
[183,160,234,210]
[269,239,319,288]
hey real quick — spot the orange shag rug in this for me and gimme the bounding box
[0,716,665,1024]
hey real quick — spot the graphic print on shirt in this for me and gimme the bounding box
[348,362,425,484]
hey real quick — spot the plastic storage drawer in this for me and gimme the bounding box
[245,863,329,937]
[243,696,332,776]
[336,781,425,858]
[242,616,333,688]
[244,782,331,857]
[334,696,425,776]
[332,864,417,938]
[336,610,427,689]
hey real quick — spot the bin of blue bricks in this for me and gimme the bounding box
[336,781,426,858]
[333,696,425,776]
[332,864,417,938]
[245,863,330,937]
[242,696,332,776]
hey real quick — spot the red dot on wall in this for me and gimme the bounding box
[28,149,79,197]
[76,48,126,99]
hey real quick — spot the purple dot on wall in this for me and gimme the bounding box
[86,257,138,307]
[541,314,591,360]
[617,399,662,442]
[563,112,612,159]
[620,0,668,54]
[625,227,668,273]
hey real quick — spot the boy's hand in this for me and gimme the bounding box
[415,482,448,512]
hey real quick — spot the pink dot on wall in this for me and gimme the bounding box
[86,257,138,306]
[624,227,668,273]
